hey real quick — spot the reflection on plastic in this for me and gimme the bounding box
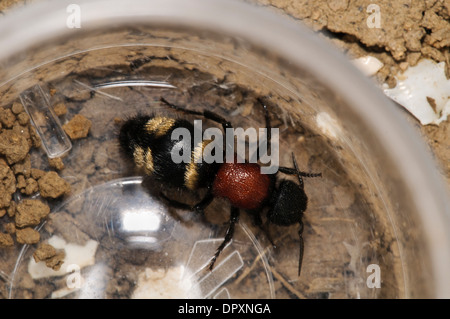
[78,263,108,299]
[183,239,244,299]
[19,84,72,158]
[120,206,164,245]
[195,251,243,299]
[93,80,177,90]
[116,196,173,248]
[76,177,176,249]
[213,287,231,299]
[121,208,162,232]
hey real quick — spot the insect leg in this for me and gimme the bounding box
[298,220,305,276]
[278,167,322,178]
[159,192,192,210]
[208,206,240,270]
[249,209,276,248]
[254,98,273,163]
[278,153,322,189]
[160,97,233,131]
[192,188,214,213]
[160,189,214,214]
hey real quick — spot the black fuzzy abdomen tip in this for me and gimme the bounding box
[118,115,151,158]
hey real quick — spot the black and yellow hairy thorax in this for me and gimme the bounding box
[119,115,218,191]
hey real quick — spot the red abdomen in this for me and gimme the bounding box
[212,162,271,210]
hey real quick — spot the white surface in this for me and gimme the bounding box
[352,56,384,76]
[28,235,98,279]
[384,59,450,125]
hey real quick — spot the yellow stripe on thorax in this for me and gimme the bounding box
[133,145,154,174]
[145,117,175,137]
[184,139,212,190]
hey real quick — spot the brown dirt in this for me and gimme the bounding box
[62,114,92,140]
[37,171,71,199]
[0,99,71,280]
[33,243,65,271]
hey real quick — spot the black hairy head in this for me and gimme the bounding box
[118,115,152,158]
